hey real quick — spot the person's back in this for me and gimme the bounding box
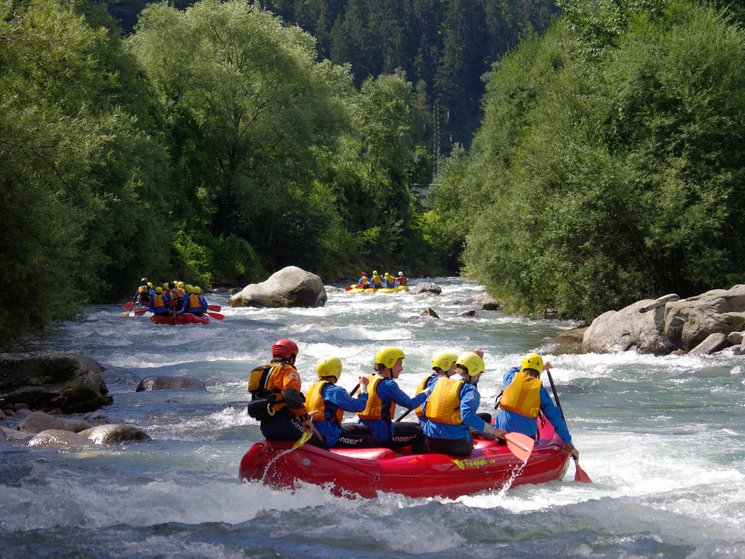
[352,346,429,451]
[246,338,316,444]
[396,272,407,287]
[356,272,370,288]
[495,352,579,460]
[383,273,396,288]
[149,287,170,315]
[422,352,504,456]
[305,356,369,448]
[369,271,383,288]
[414,351,458,424]
[184,287,204,315]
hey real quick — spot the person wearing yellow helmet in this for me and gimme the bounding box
[421,351,507,456]
[369,270,383,289]
[183,285,208,315]
[495,352,579,460]
[149,285,171,316]
[344,346,429,451]
[411,350,459,424]
[304,356,372,448]
[383,273,396,288]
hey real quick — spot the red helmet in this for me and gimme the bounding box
[361,272,367,276]
[272,338,298,360]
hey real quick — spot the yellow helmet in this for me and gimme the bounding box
[375,346,405,369]
[195,286,201,294]
[177,281,185,289]
[372,270,379,275]
[155,286,163,293]
[456,352,485,377]
[316,356,342,379]
[431,351,458,372]
[162,282,169,290]
[520,352,544,374]
[147,282,153,288]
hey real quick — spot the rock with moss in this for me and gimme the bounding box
[0,354,112,413]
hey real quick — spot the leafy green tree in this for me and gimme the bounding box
[454,0,745,319]
[128,0,354,272]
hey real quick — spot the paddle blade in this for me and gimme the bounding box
[207,304,221,311]
[123,301,135,310]
[291,430,312,450]
[573,457,592,483]
[504,432,534,463]
[133,308,149,315]
[345,286,354,291]
[207,311,224,320]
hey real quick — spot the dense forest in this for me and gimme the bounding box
[2,0,745,345]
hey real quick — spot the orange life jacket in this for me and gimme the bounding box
[499,371,542,418]
[423,376,465,425]
[305,380,344,424]
[357,374,395,421]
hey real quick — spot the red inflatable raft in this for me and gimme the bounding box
[151,313,210,325]
[239,421,569,499]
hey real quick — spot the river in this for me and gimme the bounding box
[1,277,743,558]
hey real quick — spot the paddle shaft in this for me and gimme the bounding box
[546,369,591,481]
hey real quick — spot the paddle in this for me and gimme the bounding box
[545,368,592,483]
[207,311,225,320]
[207,304,221,311]
[291,430,313,450]
[133,307,149,315]
[345,285,354,291]
[123,301,135,310]
[503,432,534,463]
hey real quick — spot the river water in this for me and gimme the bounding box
[1,277,743,558]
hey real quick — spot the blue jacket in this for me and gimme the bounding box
[359,378,428,443]
[495,366,572,443]
[384,277,396,288]
[422,378,488,441]
[315,384,368,447]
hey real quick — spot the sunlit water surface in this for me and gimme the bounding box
[1,278,744,558]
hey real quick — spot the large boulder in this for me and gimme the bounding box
[582,299,676,354]
[229,266,327,308]
[0,354,112,413]
[28,429,91,448]
[411,282,442,295]
[135,376,207,392]
[662,285,745,351]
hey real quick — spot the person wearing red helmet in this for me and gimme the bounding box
[246,338,318,444]
[355,272,370,289]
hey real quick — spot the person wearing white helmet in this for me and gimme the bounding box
[305,356,371,448]
[495,353,579,460]
[421,352,506,456]
[396,271,407,287]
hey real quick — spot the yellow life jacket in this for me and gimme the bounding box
[415,373,436,418]
[424,377,465,425]
[499,371,542,418]
[357,374,395,421]
[152,294,167,309]
[370,275,383,287]
[306,380,344,424]
[187,293,201,310]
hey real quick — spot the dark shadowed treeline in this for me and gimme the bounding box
[428,0,745,319]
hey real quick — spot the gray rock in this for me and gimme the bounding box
[582,299,676,354]
[663,285,745,351]
[411,282,442,295]
[639,294,680,313]
[18,411,91,434]
[0,354,112,413]
[460,310,477,317]
[689,333,730,355]
[229,266,327,308]
[28,429,91,448]
[135,376,207,392]
[422,307,440,319]
[79,424,151,444]
[1,426,34,442]
[727,331,744,345]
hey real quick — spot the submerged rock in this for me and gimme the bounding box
[79,424,151,444]
[19,411,91,434]
[28,429,91,448]
[135,376,207,392]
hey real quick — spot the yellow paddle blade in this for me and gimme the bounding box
[291,430,312,450]
[504,432,535,463]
